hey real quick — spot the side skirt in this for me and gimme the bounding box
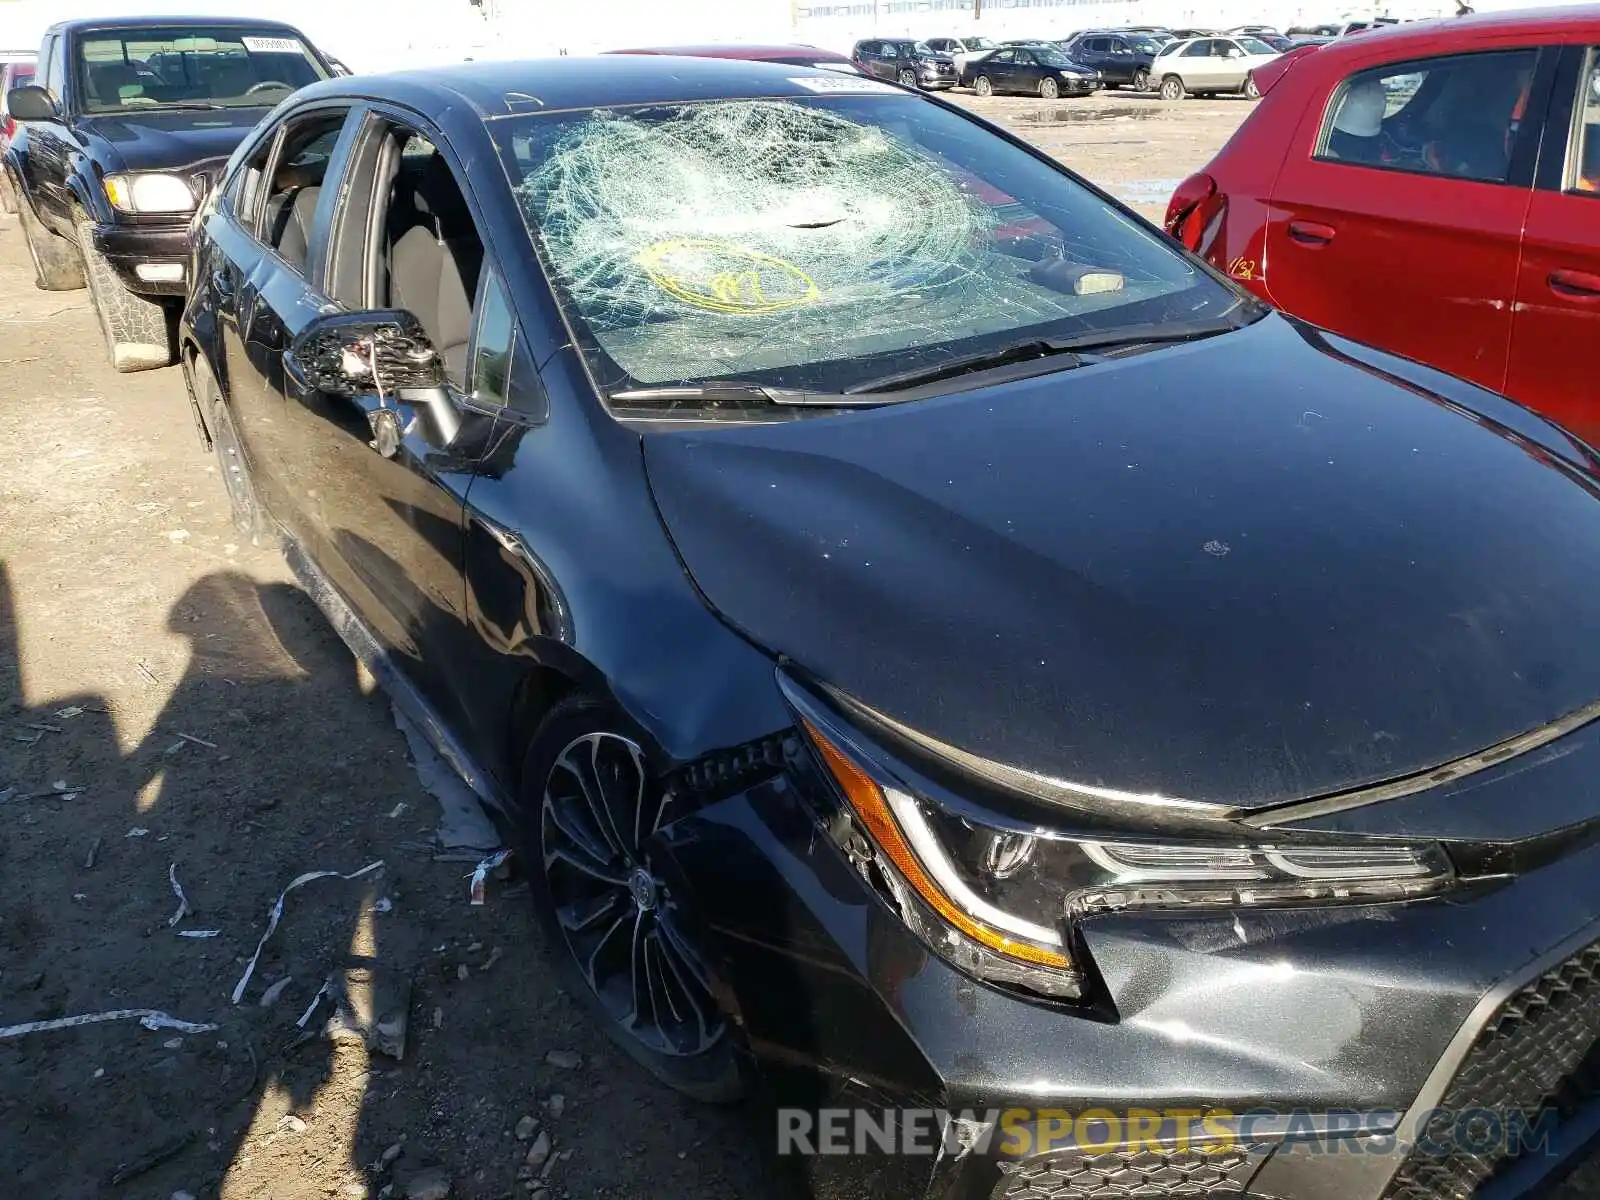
[281,532,514,822]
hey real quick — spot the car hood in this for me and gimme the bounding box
[643,315,1600,811]
[78,108,266,174]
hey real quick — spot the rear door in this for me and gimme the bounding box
[1104,37,1136,84]
[1265,46,1547,394]
[1211,39,1249,89]
[1179,39,1221,89]
[1506,46,1600,433]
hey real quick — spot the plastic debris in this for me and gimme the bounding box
[468,849,513,905]
[232,861,384,1004]
[54,706,84,720]
[0,1009,219,1040]
[320,966,412,1060]
[167,863,191,927]
[296,979,335,1028]
[372,897,393,914]
[85,836,102,869]
[127,828,150,838]
[175,731,217,750]
[259,976,293,1008]
[0,787,15,805]
[177,930,219,939]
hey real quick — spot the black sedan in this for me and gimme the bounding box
[182,55,1600,1200]
[965,45,1101,97]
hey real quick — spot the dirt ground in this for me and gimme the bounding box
[0,90,1245,1200]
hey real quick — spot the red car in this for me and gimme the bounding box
[0,54,36,215]
[1167,11,1600,434]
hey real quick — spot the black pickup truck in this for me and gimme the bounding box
[3,17,332,371]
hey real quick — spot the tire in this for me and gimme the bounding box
[76,218,173,372]
[1160,74,1186,101]
[974,74,994,97]
[518,696,743,1103]
[17,192,85,291]
[1244,74,1261,100]
[1040,76,1060,100]
[207,377,267,546]
[897,68,917,88]
[1132,68,1150,91]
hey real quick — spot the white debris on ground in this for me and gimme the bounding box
[391,705,500,851]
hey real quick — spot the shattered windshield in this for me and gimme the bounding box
[494,93,1240,396]
[77,27,326,113]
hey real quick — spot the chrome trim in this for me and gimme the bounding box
[1245,696,1600,828]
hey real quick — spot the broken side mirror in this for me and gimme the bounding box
[285,309,445,397]
[6,85,60,123]
[284,310,460,458]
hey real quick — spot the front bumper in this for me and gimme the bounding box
[92,220,191,297]
[662,768,1600,1200]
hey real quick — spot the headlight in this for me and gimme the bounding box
[103,172,196,215]
[789,684,1454,1002]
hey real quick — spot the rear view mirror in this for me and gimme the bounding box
[6,85,59,123]
[284,309,445,399]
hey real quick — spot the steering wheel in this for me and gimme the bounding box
[245,80,289,96]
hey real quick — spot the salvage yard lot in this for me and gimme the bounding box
[0,91,1247,1200]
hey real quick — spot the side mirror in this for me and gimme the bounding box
[1228,48,1244,58]
[6,85,59,123]
[284,309,445,398]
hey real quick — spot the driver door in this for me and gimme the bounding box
[279,108,505,737]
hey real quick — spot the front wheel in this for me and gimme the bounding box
[974,74,994,97]
[1159,74,1186,101]
[519,696,742,1103]
[1244,74,1261,100]
[897,68,917,88]
[1039,76,1060,100]
[1132,67,1150,91]
[76,219,172,372]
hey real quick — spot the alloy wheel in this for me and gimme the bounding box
[1041,77,1059,99]
[1161,76,1184,100]
[540,732,723,1058]
[1133,68,1150,91]
[975,75,993,97]
[1245,75,1261,100]
[898,68,917,87]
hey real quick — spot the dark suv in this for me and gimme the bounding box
[3,18,331,371]
[1058,30,1165,90]
[851,38,957,89]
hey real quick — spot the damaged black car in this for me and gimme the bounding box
[181,55,1600,1200]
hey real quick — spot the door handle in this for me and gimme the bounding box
[1288,220,1337,247]
[1549,269,1600,300]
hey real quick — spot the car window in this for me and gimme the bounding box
[466,270,543,418]
[1318,50,1539,185]
[224,136,274,233]
[1182,40,1211,58]
[1211,40,1240,58]
[263,112,347,273]
[75,25,327,114]
[1571,51,1600,196]
[496,93,1248,400]
[1237,37,1277,55]
[1015,50,1036,65]
[991,49,1015,64]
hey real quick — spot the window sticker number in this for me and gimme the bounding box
[242,36,303,54]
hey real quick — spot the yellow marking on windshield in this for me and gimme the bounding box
[637,238,820,315]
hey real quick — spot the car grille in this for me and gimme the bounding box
[993,1143,1267,1199]
[1382,941,1600,1200]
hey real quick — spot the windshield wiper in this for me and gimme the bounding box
[144,100,231,111]
[846,338,1085,395]
[845,311,1256,395]
[608,381,881,408]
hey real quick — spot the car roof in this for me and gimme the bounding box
[292,55,910,120]
[610,44,850,62]
[1298,5,1600,66]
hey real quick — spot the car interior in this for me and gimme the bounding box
[378,135,485,388]
[263,119,344,272]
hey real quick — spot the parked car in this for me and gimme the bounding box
[1339,17,1402,37]
[183,52,1600,1200]
[964,44,1101,97]
[1152,34,1281,99]
[0,53,35,214]
[1166,9,1600,433]
[1167,27,1218,40]
[924,34,998,75]
[1230,24,1282,38]
[1059,30,1164,90]
[608,43,863,74]
[3,17,333,371]
[1288,23,1342,37]
[851,38,957,89]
